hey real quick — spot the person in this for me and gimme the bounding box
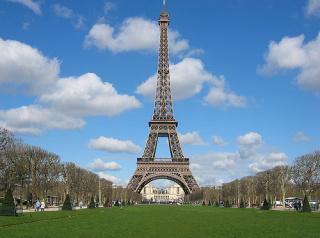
[40,200,45,212]
[79,201,83,209]
[35,200,40,212]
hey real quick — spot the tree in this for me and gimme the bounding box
[88,196,95,209]
[292,152,320,197]
[302,195,311,212]
[225,200,231,208]
[239,199,245,208]
[62,194,72,211]
[261,198,270,210]
[0,189,15,216]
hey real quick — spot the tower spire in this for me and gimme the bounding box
[153,0,173,122]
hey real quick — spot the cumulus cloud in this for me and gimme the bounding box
[204,75,246,108]
[260,33,320,92]
[293,131,310,143]
[191,132,287,185]
[88,136,141,154]
[8,0,41,15]
[97,172,121,184]
[52,4,85,29]
[191,152,240,186]
[0,39,140,134]
[137,58,211,100]
[0,38,59,94]
[237,132,263,147]
[237,132,264,159]
[0,105,84,135]
[137,57,246,107]
[84,17,189,54]
[212,136,227,147]
[88,158,121,171]
[306,0,320,17]
[248,152,288,173]
[178,131,207,146]
[40,73,140,117]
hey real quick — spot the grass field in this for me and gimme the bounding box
[0,206,319,238]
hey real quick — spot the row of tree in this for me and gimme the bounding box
[0,127,141,207]
[190,151,320,207]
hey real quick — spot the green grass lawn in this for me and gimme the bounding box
[0,206,319,238]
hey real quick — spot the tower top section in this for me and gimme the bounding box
[152,0,174,123]
[159,0,169,24]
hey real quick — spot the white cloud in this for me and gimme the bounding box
[293,131,310,143]
[88,136,141,154]
[190,163,201,170]
[88,159,121,171]
[137,58,212,100]
[53,4,74,18]
[0,39,140,134]
[260,33,320,92]
[204,75,246,108]
[190,132,288,185]
[8,0,41,15]
[137,57,246,107]
[40,73,141,117]
[52,4,85,29]
[97,172,120,184]
[248,152,288,173]
[0,105,84,135]
[237,132,263,147]
[84,17,189,54]
[192,152,240,186]
[178,131,207,146]
[0,38,59,94]
[237,132,264,159]
[306,0,320,17]
[212,136,227,147]
[212,153,237,170]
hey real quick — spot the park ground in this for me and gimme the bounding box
[0,206,319,238]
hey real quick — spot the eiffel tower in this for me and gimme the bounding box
[127,1,199,195]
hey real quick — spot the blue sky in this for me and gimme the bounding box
[0,0,320,186]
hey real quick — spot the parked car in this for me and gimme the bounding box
[309,201,319,211]
[274,201,282,206]
[285,197,302,208]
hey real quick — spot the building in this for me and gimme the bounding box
[141,183,184,203]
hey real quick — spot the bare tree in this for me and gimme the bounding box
[292,151,320,196]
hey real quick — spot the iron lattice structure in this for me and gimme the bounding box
[127,4,199,195]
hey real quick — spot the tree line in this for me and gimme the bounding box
[189,151,320,207]
[0,127,141,207]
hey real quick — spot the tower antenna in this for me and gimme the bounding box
[163,0,166,10]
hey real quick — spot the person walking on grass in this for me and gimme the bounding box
[40,200,45,212]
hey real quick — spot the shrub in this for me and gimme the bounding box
[88,196,96,209]
[62,194,72,211]
[261,198,270,210]
[0,189,15,216]
[302,195,311,212]
[240,200,245,208]
[225,200,231,208]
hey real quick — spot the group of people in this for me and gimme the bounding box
[34,200,46,212]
